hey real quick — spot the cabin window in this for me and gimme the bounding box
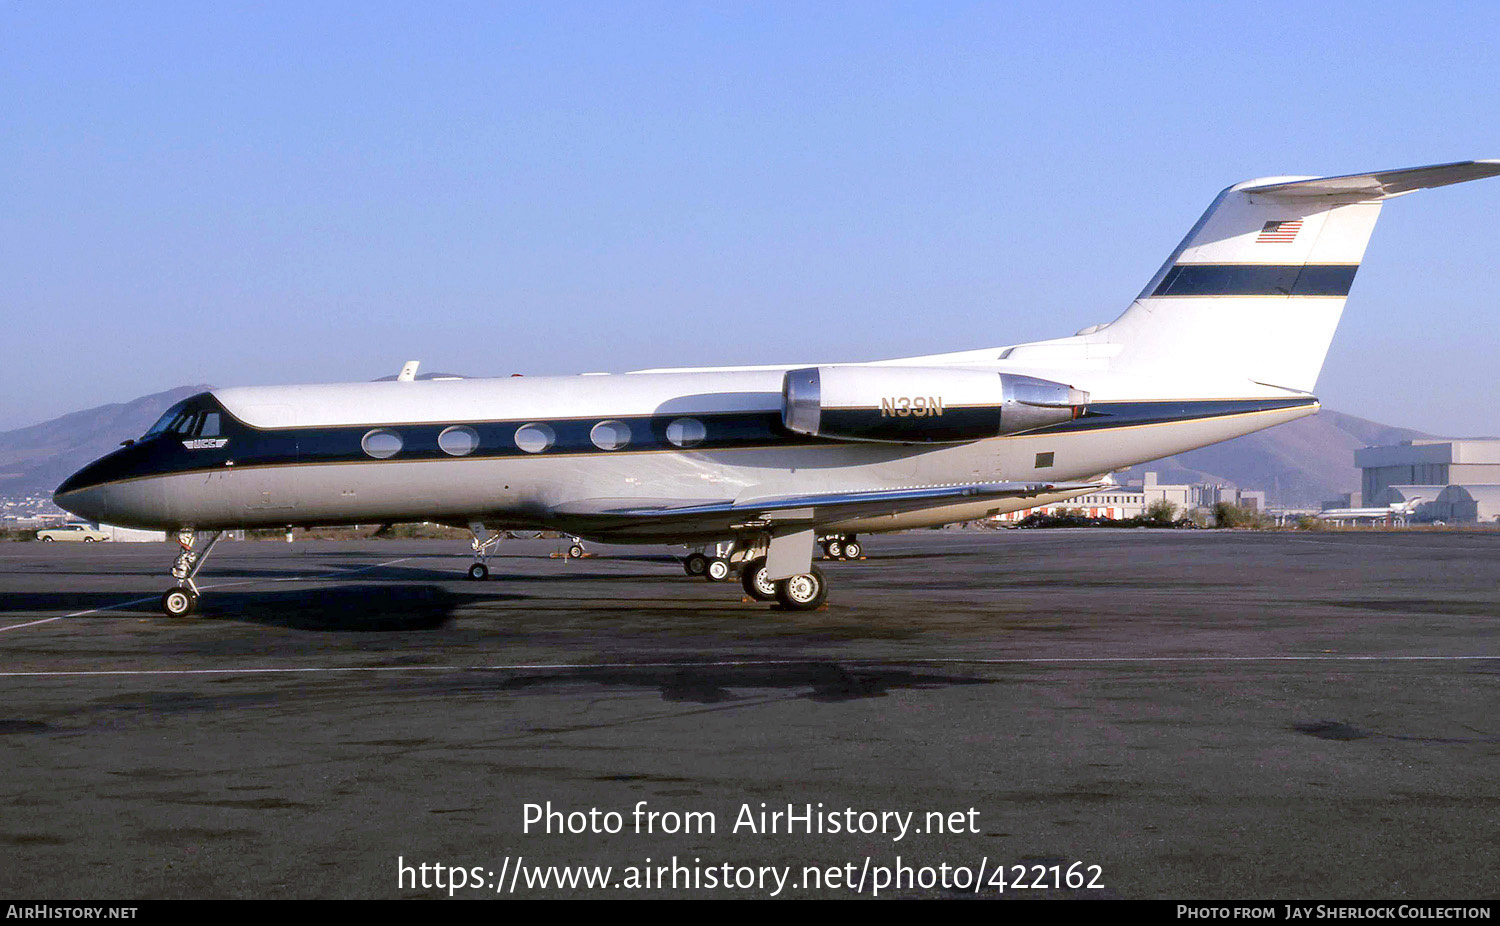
[438,425,480,456]
[514,423,556,454]
[1035,451,1055,468]
[361,429,404,459]
[590,420,632,451]
[665,417,706,448]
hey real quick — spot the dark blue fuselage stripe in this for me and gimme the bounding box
[1151,264,1357,298]
[55,394,1319,495]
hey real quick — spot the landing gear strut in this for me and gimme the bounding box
[160,527,223,616]
[467,522,501,580]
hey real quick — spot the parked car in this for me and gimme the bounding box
[36,523,110,542]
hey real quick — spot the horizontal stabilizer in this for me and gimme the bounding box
[1241,159,1500,200]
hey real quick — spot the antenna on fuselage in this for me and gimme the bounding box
[396,360,420,383]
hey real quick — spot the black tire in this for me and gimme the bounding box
[567,544,585,559]
[41,537,54,542]
[842,540,862,560]
[160,586,197,617]
[83,537,96,543]
[740,556,777,601]
[467,562,489,581]
[684,552,708,576]
[826,539,843,559]
[704,557,731,582]
[775,566,827,611]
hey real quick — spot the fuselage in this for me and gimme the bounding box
[54,364,1317,541]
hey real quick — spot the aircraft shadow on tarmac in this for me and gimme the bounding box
[409,661,997,706]
[0,585,501,632]
[200,584,488,631]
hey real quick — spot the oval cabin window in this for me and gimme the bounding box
[438,425,480,457]
[590,420,632,451]
[514,423,556,454]
[361,429,403,459]
[666,417,706,448]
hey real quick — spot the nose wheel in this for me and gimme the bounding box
[161,586,198,617]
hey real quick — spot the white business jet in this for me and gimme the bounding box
[54,160,1500,615]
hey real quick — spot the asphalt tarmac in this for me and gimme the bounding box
[1,530,1498,899]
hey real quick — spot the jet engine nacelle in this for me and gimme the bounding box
[782,366,1088,443]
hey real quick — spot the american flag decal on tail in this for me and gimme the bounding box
[1257,219,1303,243]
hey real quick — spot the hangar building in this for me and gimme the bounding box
[1354,439,1500,524]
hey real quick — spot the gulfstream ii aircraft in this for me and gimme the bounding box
[55,160,1500,615]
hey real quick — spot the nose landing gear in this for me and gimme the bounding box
[466,522,501,580]
[160,527,223,616]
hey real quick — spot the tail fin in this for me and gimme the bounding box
[1087,160,1500,393]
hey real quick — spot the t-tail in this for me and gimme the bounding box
[1000,160,1500,396]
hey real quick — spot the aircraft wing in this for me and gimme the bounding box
[550,481,1103,538]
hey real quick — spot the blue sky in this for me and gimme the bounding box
[3,1,1498,434]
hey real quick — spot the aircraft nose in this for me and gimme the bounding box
[53,452,127,521]
[53,483,111,523]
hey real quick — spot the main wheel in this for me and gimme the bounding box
[467,562,489,581]
[684,552,708,576]
[84,537,96,543]
[567,543,585,559]
[775,566,827,611]
[41,537,54,542]
[841,539,862,559]
[704,557,732,582]
[740,556,777,601]
[161,586,198,617]
[825,539,843,559]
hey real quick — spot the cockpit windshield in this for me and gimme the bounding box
[141,396,224,439]
[143,401,192,438]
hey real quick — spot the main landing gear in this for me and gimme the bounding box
[819,534,862,561]
[682,538,829,611]
[466,522,501,580]
[160,527,223,616]
[682,542,732,583]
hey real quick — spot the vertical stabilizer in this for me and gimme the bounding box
[1088,160,1500,393]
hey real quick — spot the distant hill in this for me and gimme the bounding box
[1114,409,1435,507]
[0,385,1441,506]
[0,385,210,496]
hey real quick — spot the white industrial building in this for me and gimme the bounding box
[992,472,1259,522]
[1347,439,1500,524]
